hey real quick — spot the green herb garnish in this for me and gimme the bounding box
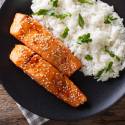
[33,9,49,15]
[104,48,120,61]
[78,0,93,4]
[33,9,71,20]
[61,27,69,38]
[55,13,71,20]
[105,61,113,72]
[85,55,93,61]
[104,15,117,24]
[77,33,92,44]
[49,12,71,19]
[78,14,85,28]
[96,69,105,79]
[51,0,58,7]
[96,61,113,78]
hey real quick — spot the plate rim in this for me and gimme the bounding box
[0,0,125,121]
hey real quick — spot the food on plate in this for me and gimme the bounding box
[10,45,87,107]
[10,13,82,77]
[31,0,125,81]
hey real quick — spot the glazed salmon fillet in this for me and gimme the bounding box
[10,13,82,76]
[10,45,87,107]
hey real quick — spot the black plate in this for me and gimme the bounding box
[0,0,125,121]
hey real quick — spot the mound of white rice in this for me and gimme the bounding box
[31,0,125,81]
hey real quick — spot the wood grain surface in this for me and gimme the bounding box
[0,83,125,125]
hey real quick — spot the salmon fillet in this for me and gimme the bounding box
[10,13,82,76]
[10,45,87,107]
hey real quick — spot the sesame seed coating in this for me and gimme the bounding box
[10,45,87,107]
[10,13,82,76]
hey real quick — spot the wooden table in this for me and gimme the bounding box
[0,84,125,125]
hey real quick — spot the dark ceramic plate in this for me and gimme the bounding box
[0,0,125,121]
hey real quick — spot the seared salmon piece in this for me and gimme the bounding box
[10,13,82,76]
[10,45,87,107]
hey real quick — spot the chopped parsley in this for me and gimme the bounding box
[96,61,113,78]
[104,15,117,24]
[85,55,93,61]
[104,48,120,61]
[77,33,92,44]
[51,0,58,7]
[78,14,85,28]
[78,0,93,4]
[61,27,69,38]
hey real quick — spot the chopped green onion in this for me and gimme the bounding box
[105,61,113,72]
[85,55,93,61]
[115,56,121,61]
[77,33,92,44]
[51,0,58,7]
[78,0,93,4]
[55,13,71,20]
[49,12,71,20]
[96,61,113,78]
[61,27,69,38]
[104,15,117,24]
[33,9,71,20]
[96,68,105,79]
[78,14,85,28]
[33,9,49,15]
[104,48,120,61]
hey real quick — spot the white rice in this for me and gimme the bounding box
[31,0,125,81]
